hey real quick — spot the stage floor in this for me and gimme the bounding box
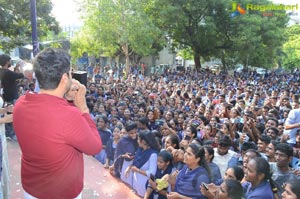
[7,140,142,199]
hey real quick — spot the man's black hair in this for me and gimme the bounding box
[33,48,71,90]
[0,54,11,67]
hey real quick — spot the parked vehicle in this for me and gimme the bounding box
[256,68,267,75]
[210,64,221,72]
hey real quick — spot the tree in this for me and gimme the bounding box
[149,0,219,70]
[282,24,300,69]
[70,26,102,60]
[149,0,288,70]
[0,0,61,53]
[227,1,288,69]
[76,0,165,76]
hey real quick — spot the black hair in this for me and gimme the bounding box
[259,134,271,144]
[189,125,197,138]
[192,138,202,146]
[165,111,174,118]
[96,115,108,124]
[288,179,300,199]
[270,140,280,149]
[256,123,265,135]
[158,150,173,163]
[238,99,245,105]
[263,105,271,111]
[275,143,293,157]
[138,102,146,109]
[244,149,261,159]
[204,124,213,133]
[219,134,232,147]
[113,126,121,132]
[267,127,279,135]
[183,92,189,99]
[225,179,244,199]
[269,108,279,118]
[241,142,257,152]
[155,136,162,151]
[165,134,180,149]
[0,54,11,67]
[228,166,244,182]
[223,123,230,131]
[195,96,202,105]
[252,157,278,196]
[34,48,71,90]
[111,115,120,120]
[199,115,208,125]
[230,100,237,107]
[138,130,160,151]
[266,117,279,127]
[87,101,94,112]
[204,145,214,162]
[125,121,137,132]
[152,129,162,139]
[138,116,148,125]
[211,116,220,123]
[189,144,212,185]
[219,94,225,99]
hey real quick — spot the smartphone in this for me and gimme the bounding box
[244,134,250,142]
[234,118,240,124]
[150,174,155,181]
[202,183,208,190]
[128,153,135,158]
[155,119,165,126]
[216,123,223,129]
[237,132,249,142]
[5,103,13,114]
[239,118,244,124]
[192,120,200,127]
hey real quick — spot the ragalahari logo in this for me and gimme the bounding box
[231,2,298,17]
[231,2,246,17]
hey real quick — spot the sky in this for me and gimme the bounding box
[51,0,83,27]
[50,0,299,27]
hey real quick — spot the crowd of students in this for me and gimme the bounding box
[83,67,300,199]
[5,63,299,199]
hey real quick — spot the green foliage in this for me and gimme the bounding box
[72,0,166,74]
[0,0,61,52]
[178,47,194,60]
[149,0,288,70]
[70,26,105,62]
[282,25,300,69]
[150,0,219,69]
[228,0,288,69]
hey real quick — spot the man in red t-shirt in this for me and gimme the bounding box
[13,48,102,199]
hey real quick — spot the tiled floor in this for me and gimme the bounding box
[6,140,142,199]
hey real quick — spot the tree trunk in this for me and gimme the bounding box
[136,55,142,65]
[221,51,227,71]
[193,51,201,71]
[121,43,130,77]
[125,55,130,77]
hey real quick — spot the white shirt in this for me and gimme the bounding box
[213,148,237,177]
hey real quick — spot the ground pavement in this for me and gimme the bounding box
[7,140,142,199]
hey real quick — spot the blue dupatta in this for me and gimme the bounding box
[133,147,158,169]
